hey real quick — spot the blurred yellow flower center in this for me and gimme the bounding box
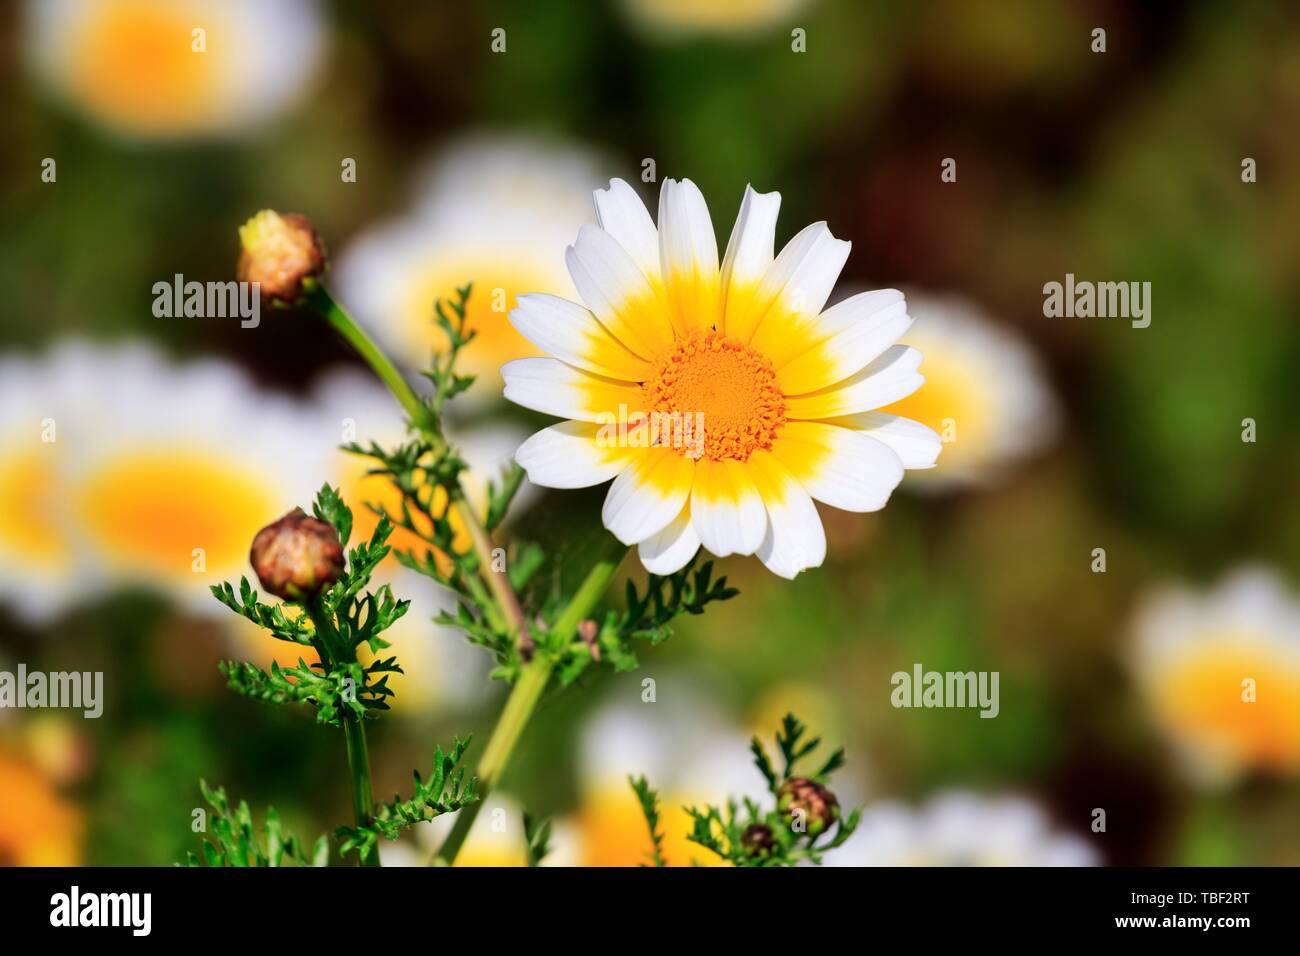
[879,349,991,467]
[68,0,222,133]
[77,451,273,576]
[399,264,553,378]
[578,788,724,867]
[0,448,67,569]
[338,455,469,575]
[0,755,82,867]
[640,329,785,462]
[1154,640,1300,771]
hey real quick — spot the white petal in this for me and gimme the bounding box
[602,450,696,545]
[657,177,719,281]
[514,421,627,489]
[785,345,925,419]
[502,357,641,423]
[721,185,780,311]
[756,222,850,324]
[776,289,913,393]
[594,179,661,283]
[638,505,701,575]
[827,412,942,470]
[770,421,905,513]
[745,450,827,579]
[565,224,667,358]
[509,293,650,381]
[690,458,766,557]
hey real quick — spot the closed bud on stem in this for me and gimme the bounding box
[740,822,776,859]
[250,508,344,601]
[237,210,326,306]
[777,777,839,838]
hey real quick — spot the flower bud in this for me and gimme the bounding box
[237,210,326,305]
[740,823,776,859]
[249,508,344,601]
[777,777,839,838]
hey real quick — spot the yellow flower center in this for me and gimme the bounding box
[1154,639,1300,772]
[0,755,82,866]
[77,451,274,578]
[640,329,785,462]
[67,0,224,134]
[0,447,67,569]
[578,787,727,867]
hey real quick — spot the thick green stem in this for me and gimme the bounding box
[343,715,381,867]
[432,546,627,865]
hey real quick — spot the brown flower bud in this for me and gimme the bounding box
[777,777,839,837]
[740,823,776,859]
[249,508,344,601]
[237,210,326,306]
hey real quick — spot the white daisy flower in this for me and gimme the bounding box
[621,0,812,39]
[24,0,323,140]
[505,178,940,579]
[831,791,1098,867]
[878,292,1059,490]
[55,341,327,616]
[333,135,606,401]
[1131,568,1300,785]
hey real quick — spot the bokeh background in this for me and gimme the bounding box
[2,0,1298,867]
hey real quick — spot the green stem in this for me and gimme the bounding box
[432,657,552,866]
[343,715,381,867]
[432,546,627,865]
[306,596,380,867]
[306,283,434,432]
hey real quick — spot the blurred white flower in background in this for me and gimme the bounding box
[1130,568,1300,785]
[831,791,1098,866]
[879,293,1059,490]
[24,0,324,140]
[0,342,327,622]
[333,135,607,402]
[67,347,328,615]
